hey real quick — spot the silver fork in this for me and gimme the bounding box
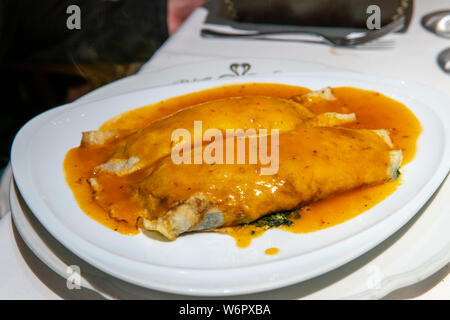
[201,16,405,47]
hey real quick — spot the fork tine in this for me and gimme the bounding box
[356,39,396,47]
[346,16,405,46]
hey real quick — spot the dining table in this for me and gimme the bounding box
[0,0,448,299]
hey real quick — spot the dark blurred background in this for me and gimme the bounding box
[0,0,204,168]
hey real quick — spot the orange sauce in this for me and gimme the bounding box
[64,143,141,234]
[308,87,421,164]
[265,248,280,255]
[63,83,422,245]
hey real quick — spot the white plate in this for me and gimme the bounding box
[11,72,450,296]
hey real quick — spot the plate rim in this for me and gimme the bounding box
[78,57,338,103]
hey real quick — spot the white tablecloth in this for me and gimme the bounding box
[0,0,448,299]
